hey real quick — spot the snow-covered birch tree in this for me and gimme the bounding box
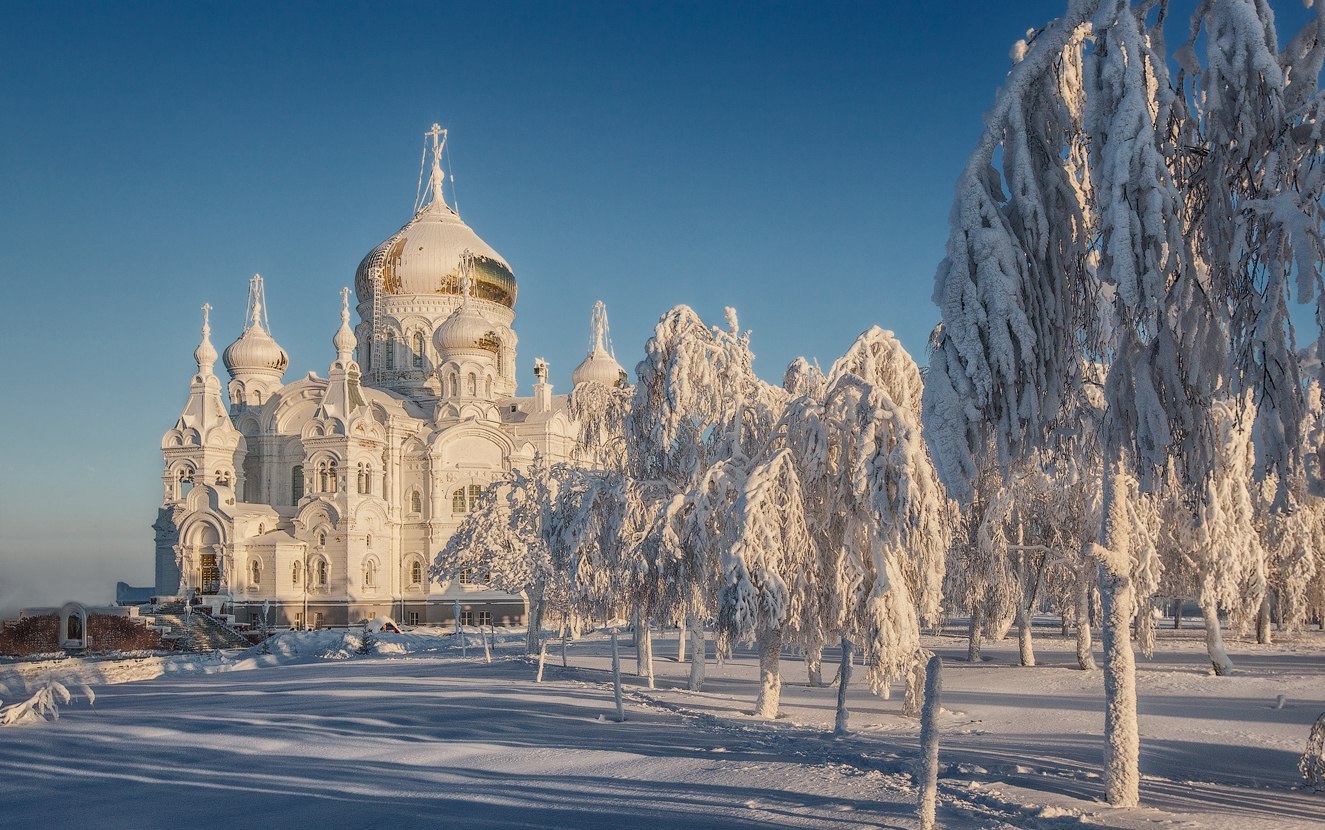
[924,0,1325,806]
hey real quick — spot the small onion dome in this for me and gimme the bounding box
[572,347,625,388]
[223,324,288,379]
[434,301,502,353]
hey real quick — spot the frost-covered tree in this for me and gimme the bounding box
[786,327,949,730]
[1194,395,1268,673]
[925,0,1325,806]
[626,306,790,692]
[432,455,566,656]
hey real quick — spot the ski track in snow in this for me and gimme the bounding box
[0,624,1321,829]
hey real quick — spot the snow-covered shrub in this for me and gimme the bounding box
[0,680,93,726]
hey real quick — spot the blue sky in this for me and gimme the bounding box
[1,1,1317,611]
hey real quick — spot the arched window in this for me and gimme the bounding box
[357,463,371,494]
[467,484,482,511]
[317,531,326,547]
[292,560,301,586]
[216,469,231,486]
[178,467,194,499]
[328,460,338,492]
[486,377,493,398]
[364,559,377,587]
[452,488,466,514]
[449,373,459,397]
[385,334,396,370]
[410,560,422,585]
[467,372,477,396]
[250,559,261,585]
[410,489,422,514]
[316,559,328,586]
[291,465,304,504]
[412,332,425,368]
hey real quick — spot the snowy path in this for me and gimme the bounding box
[0,626,1321,829]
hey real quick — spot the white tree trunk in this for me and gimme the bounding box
[632,609,644,673]
[535,638,549,683]
[754,628,783,718]
[481,625,491,663]
[805,642,824,687]
[561,629,569,668]
[611,628,626,722]
[686,614,705,691]
[1076,575,1096,671]
[1016,603,1035,667]
[677,618,687,662]
[917,654,943,830]
[1016,528,1036,667]
[1202,602,1234,675]
[834,637,853,736]
[639,620,655,689]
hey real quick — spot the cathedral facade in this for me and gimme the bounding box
[152,127,625,629]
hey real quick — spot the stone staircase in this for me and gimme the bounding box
[150,602,252,651]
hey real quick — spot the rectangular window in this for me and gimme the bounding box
[477,610,492,627]
[457,569,471,585]
[460,610,475,626]
[313,612,324,629]
[407,611,420,626]
[294,611,304,630]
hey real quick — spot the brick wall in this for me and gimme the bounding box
[0,613,164,655]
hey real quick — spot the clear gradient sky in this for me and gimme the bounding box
[2,1,1316,613]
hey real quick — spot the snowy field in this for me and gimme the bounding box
[0,625,1321,829]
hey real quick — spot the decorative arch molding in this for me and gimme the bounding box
[431,422,514,469]
[293,499,342,533]
[270,384,326,434]
[183,484,229,517]
[352,499,390,529]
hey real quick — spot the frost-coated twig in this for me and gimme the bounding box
[917,655,942,830]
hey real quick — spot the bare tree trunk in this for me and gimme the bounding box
[677,618,687,663]
[754,628,783,718]
[917,655,943,830]
[805,642,824,687]
[1099,466,1139,807]
[1256,595,1272,645]
[966,609,983,663]
[1076,575,1096,671]
[1202,601,1233,675]
[1062,612,1071,637]
[611,628,626,722]
[686,613,705,691]
[834,636,853,736]
[526,584,544,656]
[1173,597,1182,629]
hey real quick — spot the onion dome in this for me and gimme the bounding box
[571,301,626,387]
[333,287,357,361]
[435,276,502,353]
[194,303,218,375]
[572,349,625,388]
[223,275,288,380]
[355,126,516,308]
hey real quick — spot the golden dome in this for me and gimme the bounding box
[354,198,516,307]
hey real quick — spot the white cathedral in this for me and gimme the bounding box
[152,126,627,629]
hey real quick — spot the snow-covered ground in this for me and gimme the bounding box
[0,624,1320,828]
